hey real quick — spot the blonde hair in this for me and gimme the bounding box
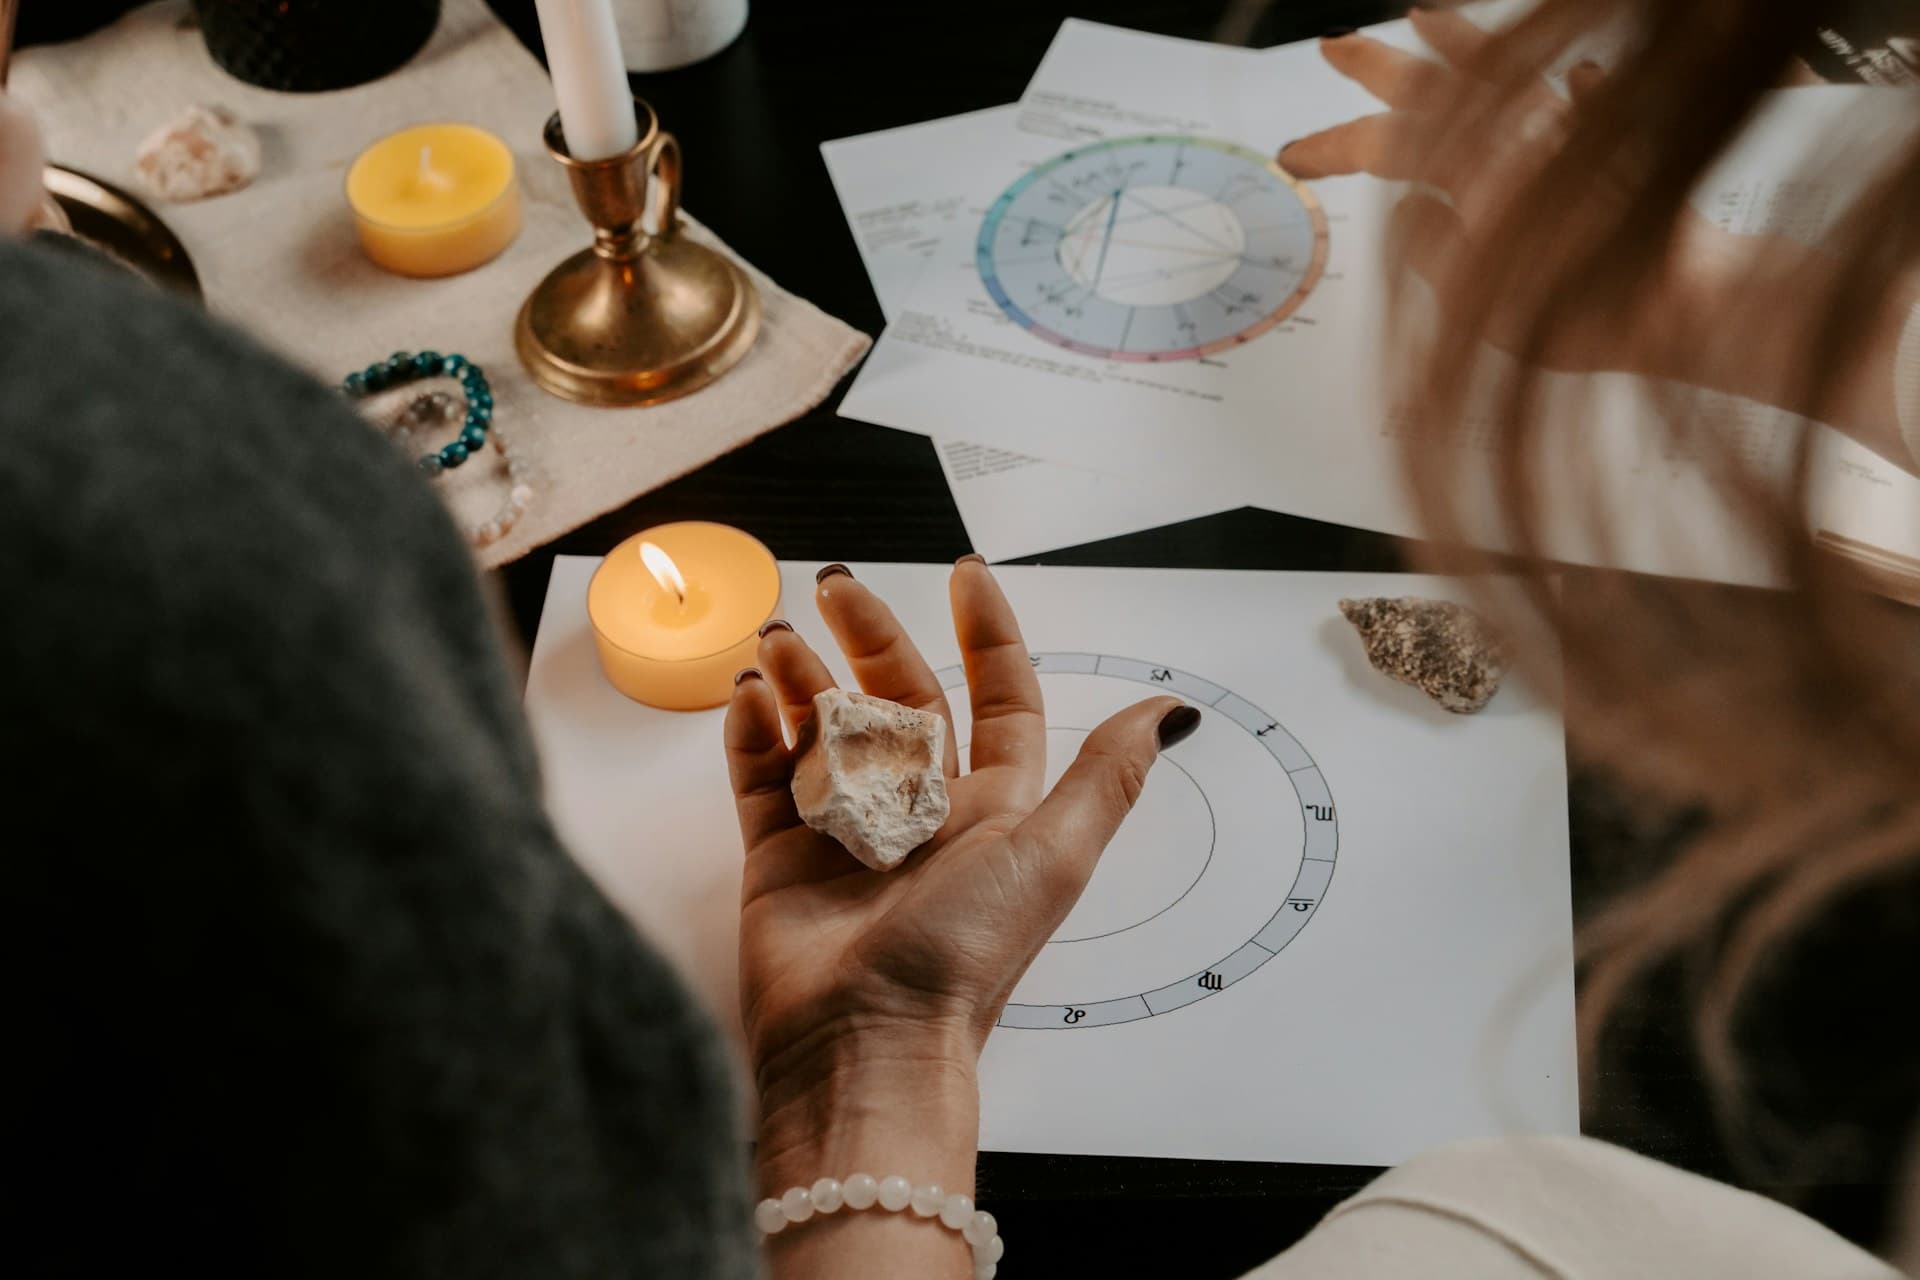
[1388,0,1920,1180]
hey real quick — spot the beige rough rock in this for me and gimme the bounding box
[791,689,950,871]
[1339,596,1506,714]
[135,105,260,203]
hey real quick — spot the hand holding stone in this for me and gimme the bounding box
[723,560,1187,1111]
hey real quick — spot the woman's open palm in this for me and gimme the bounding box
[723,560,1189,1091]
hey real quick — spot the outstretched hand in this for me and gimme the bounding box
[724,559,1195,1117]
[1277,12,1738,377]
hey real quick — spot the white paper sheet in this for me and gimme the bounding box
[837,22,1412,503]
[822,110,1241,561]
[836,18,1920,585]
[526,557,1578,1166]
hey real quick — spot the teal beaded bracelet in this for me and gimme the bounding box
[340,350,494,475]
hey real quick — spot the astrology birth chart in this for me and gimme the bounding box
[977,135,1329,362]
[936,654,1338,1029]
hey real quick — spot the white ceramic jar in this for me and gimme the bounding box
[613,0,748,72]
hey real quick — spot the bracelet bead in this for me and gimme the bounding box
[340,350,494,474]
[753,1199,787,1235]
[909,1183,944,1217]
[939,1192,973,1230]
[757,1172,1004,1273]
[779,1186,814,1224]
[841,1172,879,1210]
[876,1175,912,1212]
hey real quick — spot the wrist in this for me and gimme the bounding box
[754,1024,984,1279]
[754,1020,981,1194]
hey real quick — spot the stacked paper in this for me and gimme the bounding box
[821,18,1920,586]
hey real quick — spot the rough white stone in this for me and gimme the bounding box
[135,105,260,203]
[791,689,950,872]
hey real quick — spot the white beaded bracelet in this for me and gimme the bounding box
[755,1173,1005,1279]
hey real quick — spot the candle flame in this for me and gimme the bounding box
[638,540,688,606]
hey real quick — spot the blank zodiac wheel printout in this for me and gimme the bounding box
[524,560,1578,1167]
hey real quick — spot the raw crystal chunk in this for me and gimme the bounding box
[791,689,950,871]
[1339,596,1506,714]
[135,105,260,203]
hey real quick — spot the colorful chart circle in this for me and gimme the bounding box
[977,135,1329,362]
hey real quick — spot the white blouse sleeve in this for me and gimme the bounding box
[1236,1135,1898,1280]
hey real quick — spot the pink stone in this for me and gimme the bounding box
[135,105,260,203]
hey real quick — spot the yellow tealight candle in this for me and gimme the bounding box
[588,522,781,710]
[346,123,523,278]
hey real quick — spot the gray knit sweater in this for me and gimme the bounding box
[1,238,757,1278]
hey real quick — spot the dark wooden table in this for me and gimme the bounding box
[23,0,1895,1272]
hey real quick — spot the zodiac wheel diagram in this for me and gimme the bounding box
[976,135,1329,362]
[935,653,1338,1028]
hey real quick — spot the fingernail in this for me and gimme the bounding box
[815,563,852,584]
[955,553,987,567]
[1277,137,1302,156]
[734,667,763,686]
[758,619,793,638]
[1322,25,1355,39]
[1157,704,1202,749]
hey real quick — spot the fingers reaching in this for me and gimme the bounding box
[815,568,961,778]
[1005,697,1191,915]
[1409,7,1527,85]
[1279,112,1429,182]
[951,557,1048,810]
[1318,31,1454,110]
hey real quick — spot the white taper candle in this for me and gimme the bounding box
[531,0,640,160]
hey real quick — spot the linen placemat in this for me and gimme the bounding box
[12,0,870,567]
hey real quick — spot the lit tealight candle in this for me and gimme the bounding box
[346,123,523,277]
[588,522,781,710]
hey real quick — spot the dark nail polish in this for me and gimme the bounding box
[758,619,793,638]
[1322,25,1356,39]
[734,667,763,686]
[1157,704,1202,749]
[815,563,852,584]
[956,553,987,567]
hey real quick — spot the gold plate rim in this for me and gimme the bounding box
[41,165,204,302]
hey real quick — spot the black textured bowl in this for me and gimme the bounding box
[190,0,441,93]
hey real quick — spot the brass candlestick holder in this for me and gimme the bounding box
[515,99,760,407]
